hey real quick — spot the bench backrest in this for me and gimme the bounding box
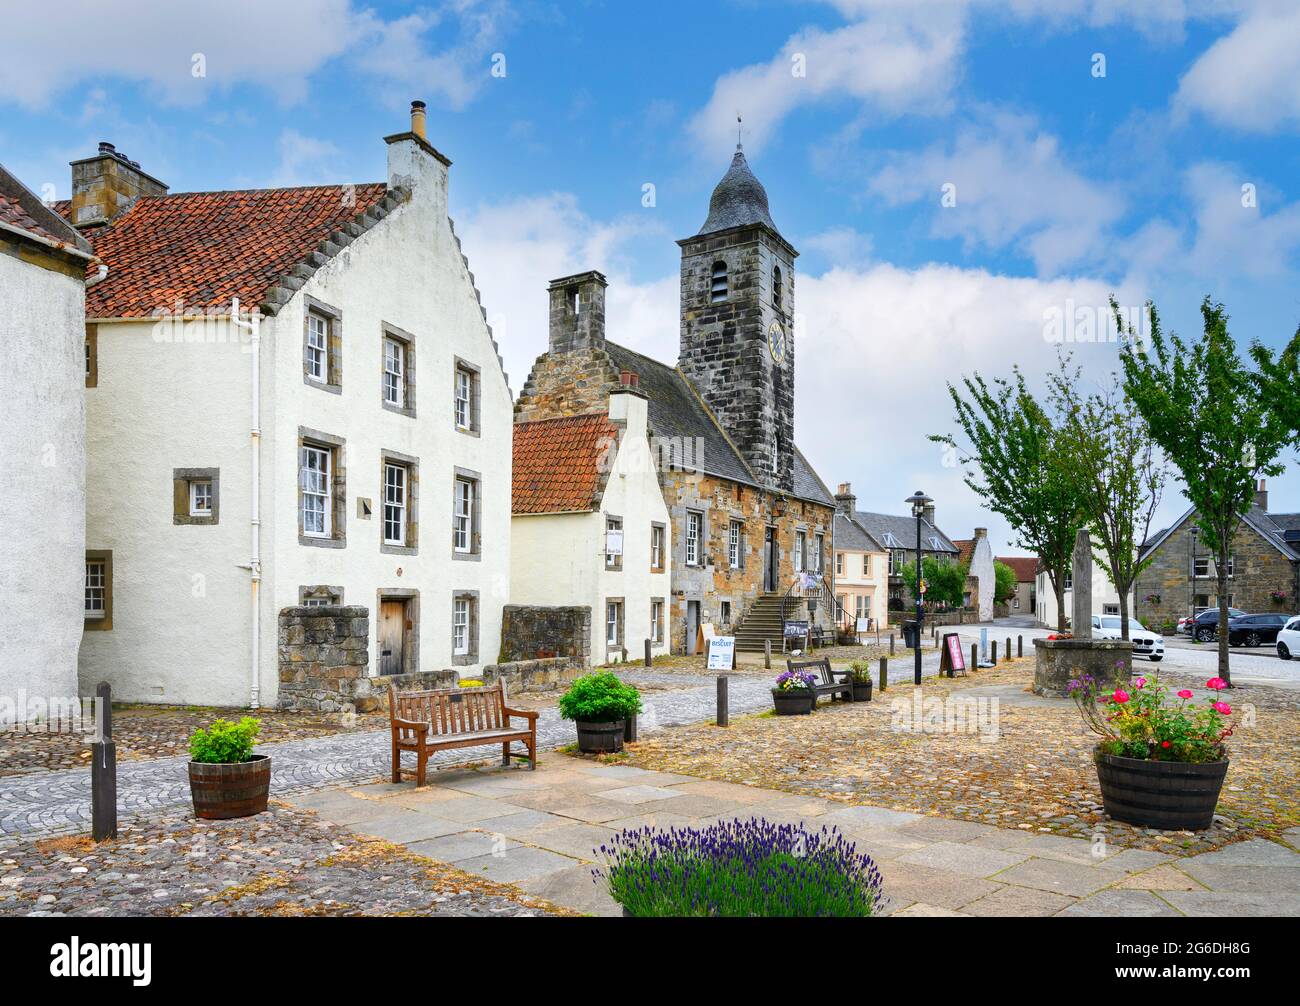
[390,681,507,737]
[786,657,833,684]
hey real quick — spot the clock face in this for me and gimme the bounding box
[767,320,786,363]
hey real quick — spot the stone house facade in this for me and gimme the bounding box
[1133,485,1300,629]
[65,102,513,707]
[0,165,96,725]
[515,146,837,654]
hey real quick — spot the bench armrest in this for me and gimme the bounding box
[503,707,539,723]
[391,717,429,735]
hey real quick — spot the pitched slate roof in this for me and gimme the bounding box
[601,341,834,507]
[1139,504,1300,562]
[998,556,1038,583]
[698,147,780,237]
[512,413,619,514]
[852,511,959,555]
[0,164,93,256]
[54,183,398,318]
[834,512,884,553]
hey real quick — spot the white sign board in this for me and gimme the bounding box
[706,636,736,671]
[855,618,869,633]
[605,528,623,555]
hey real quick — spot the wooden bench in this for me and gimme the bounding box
[389,680,538,786]
[786,657,854,705]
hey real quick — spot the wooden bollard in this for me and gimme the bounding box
[1018,635,1024,657]
[624,713,638,742]
[878,656,887,693]
[644,638,652,667]
[1005,637,1012,662]
[889,633,895,655]
[92,680,117,842]
[991,640,998,663]
[716,675,729,727]
[764,638,771,670]
[970,643,978,671]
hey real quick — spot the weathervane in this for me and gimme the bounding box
[736,112,744,150]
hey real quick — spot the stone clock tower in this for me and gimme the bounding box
[677,143,798,491]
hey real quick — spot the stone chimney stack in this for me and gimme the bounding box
[974,527,987,540]
[922,501,937,527]
[69,142,168,228]
[547,271,607,353]
[834,482,857,515]
[1255,479,1269,511]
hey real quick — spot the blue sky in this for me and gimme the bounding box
[5,1,1300,556]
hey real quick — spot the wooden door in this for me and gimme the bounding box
[379,599,406,675]
[685,601,700,656]
[763,528,777,592]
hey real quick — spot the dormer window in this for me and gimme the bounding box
[710,261,728,303]
[772,264,782,310]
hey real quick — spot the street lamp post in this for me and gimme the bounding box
[905,490,933,686]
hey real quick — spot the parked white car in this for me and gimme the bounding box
[1092,615,1165,662]
[1277,616,1300,660]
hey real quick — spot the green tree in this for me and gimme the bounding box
[932,370,1085,631]
[993,560,1017,606]
[1119,297,1297,684]
[1048,354,1167,641]
[897,556,967,608]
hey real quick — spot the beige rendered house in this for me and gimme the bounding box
[830,483,889,635]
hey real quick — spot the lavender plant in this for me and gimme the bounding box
[592,817,883,917]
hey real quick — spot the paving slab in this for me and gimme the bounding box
[468,809,571,837]
[994,858,1126,897]
[1115,864,1207,891]
[350,811,467,844]
[517,864,619,917]
[286,791,395,825]
[1056,889,1183,917]
[406,831,520,863]
[1158,890,1300,916]
[891,902,971,917]
[1181,838,1300,869]
[1099,848,1174,874]
[1018,833,1115,865]
[669,779,787,805]
[821,805,925,829]
[427,795,531,824]
[960,885,1076,917]
[897,817,1004,843]
[592,785,684,805]
[1177,862,1300,894]
[601,812,697,832]
[515,822,615,861]
[454,846,581,884]
[897,841,1030,878]
[878,861,1003,910]
[549,801,643,824]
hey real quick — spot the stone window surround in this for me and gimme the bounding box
[728,518,745,570]
[380,322,417,419]
[298,426,347,549]
[451,466,483,561]
[299,584,344,605]
[173,467,220,525]
[651,596,665,643]
[605,513,623,571]
[685,509,705,568]
[379,448,419,556]
[85,323,98,388]
[453,357,482,436]
[377,587,420,677]
[303,295,343,394]
[451,588,479,665]
[650,521,666,572]
[605,596,625,654]
[84,549,113,631]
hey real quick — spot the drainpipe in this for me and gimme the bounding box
[230,297,262,708]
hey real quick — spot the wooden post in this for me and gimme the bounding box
[644,639,652,668]
[91,680,117,842]
[971,643,978,671]
[991,640,998,663]
[716,675,729,727]
[624,713,638,742]
[889,633,895,655]
[878,656,887,693]
[764,638,771,670]
[1005,637,1012,662]
[1018,635,1024,658]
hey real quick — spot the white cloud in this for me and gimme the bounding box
[869,112,1125,275]
[0,0,509,111]
[1183,161,1300,277]
[264,130,345,187]
[1175,2,1300,132]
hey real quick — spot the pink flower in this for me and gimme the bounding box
[1135,677,1147,689]
[1112,689,1130,704]
[1213,701,1232,715]
[1178,689,1194,699]
[1161,741,1171,748]
[1206,677,1228,691]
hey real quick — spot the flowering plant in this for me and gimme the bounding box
[1144,593,1161,604]
[592,817,882,917]
[1271,590,1288,604]
[775,668,817,690]
[1066,672,1235,764]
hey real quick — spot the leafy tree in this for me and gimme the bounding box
[1119,297,1297,684]
[993,561,1018,606]
[932,370,1085,631]
[896,557,967,608]
[1048,354,1167,641]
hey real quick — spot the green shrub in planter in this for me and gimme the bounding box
[558,673,642,724]
[188,716,261,764]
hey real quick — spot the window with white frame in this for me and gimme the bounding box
[1103,603,1120,615]
[454,364,479,432]
[728,520,742,569]
[189,479,212,517]
[453,597,470,655]
[1193,555,1210,577]
[85,559,106,618]
[383,462,407,546]
[606,600,623,646]
[383,336,405,407]
[813,533,824,572]
[454,477,475,553]
[1225,554,1235,577]
[794,531,806,573]
[650,524,664,570]
[651,600,663,643]
[855,595,868,620]
[836,552,844,576]
[685,512,702,566]
[305,311,329,382]
[605,517,623,569]
[300,444,332,537]
[720,600,732,624]
[864,554,872,577]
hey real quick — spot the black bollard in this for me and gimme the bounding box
[991,640,998,663]
[970,643,978,673]
[717,675,729,727]
[1018,635,1024,658]
[91,681,117,841]
[624,713,638,742]
[889,633,895,655]
[878,656,887,693]
[644,638,652,668]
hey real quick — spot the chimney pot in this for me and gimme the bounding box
[70,142,168,229]
[410,100,427,140]
[98,141,115,155]
[1255,479,1269,511]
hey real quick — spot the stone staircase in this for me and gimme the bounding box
[734,593,803,653]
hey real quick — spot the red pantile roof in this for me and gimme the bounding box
[513,414,619,514]
[0,190,63,243]
[951,538,975,566]
[998,556,1038,582]
[55,183,390,318]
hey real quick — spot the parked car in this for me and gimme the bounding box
[1227,613,1291,647]
[1279,617,1300,660]
[1188,607,1247,642]
[1092,615,1165,661]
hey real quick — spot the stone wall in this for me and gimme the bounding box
[500,605,592,661]
[514,345,620,422]
[1133,513,1299,629]
[277,605,370,712]
[358,656,586,713]
[1033,638,1132,697]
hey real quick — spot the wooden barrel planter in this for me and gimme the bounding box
[1095,753,1228,831]
[771,689,814,715]
[576,720,625,754]
[852,680,873,703]
[188,755,271,820]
